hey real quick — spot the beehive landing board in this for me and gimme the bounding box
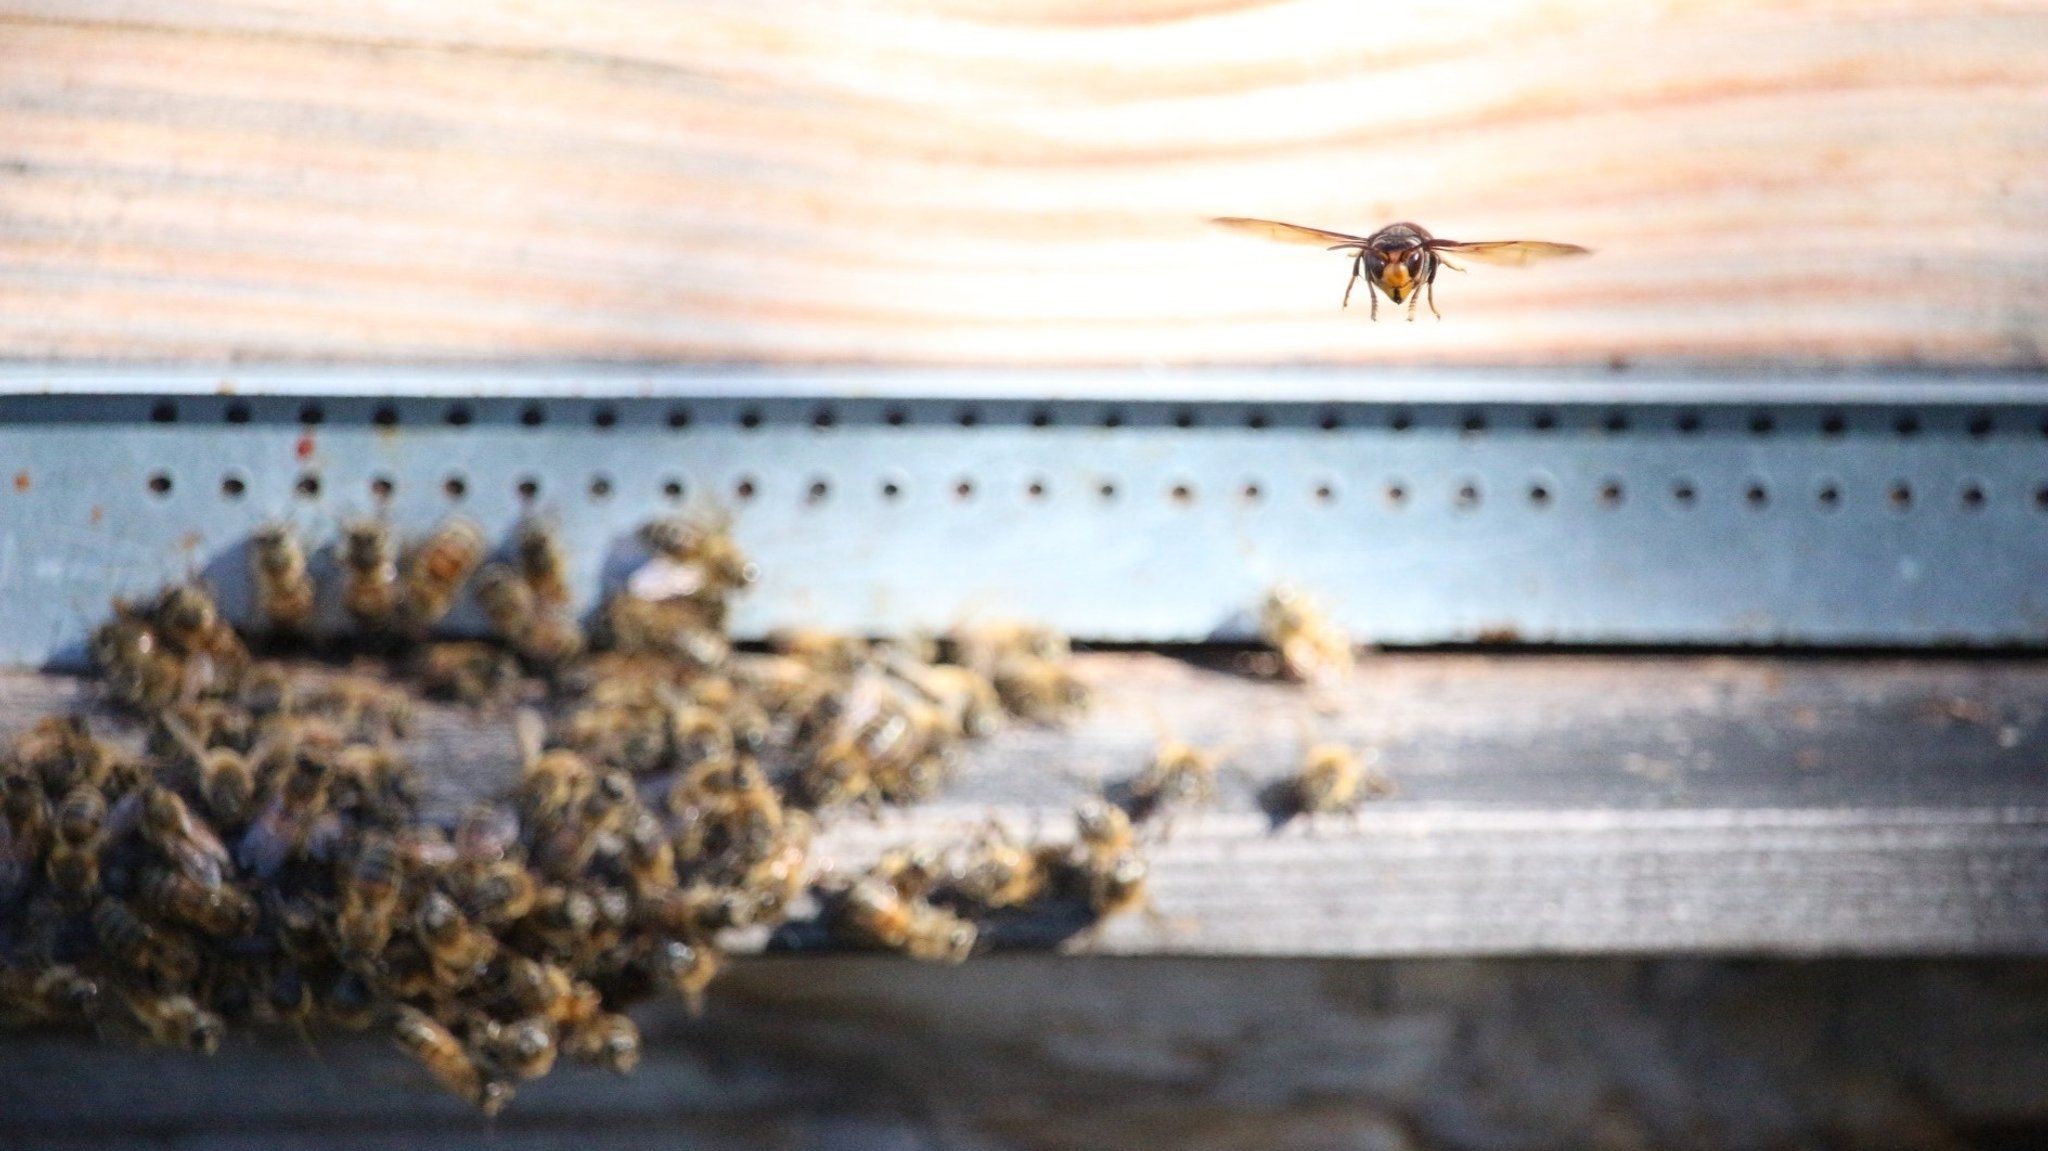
[6,651,2047,957]
[4,367,2048,664]
[3,1,2047,365]
[5,958,2046,1149]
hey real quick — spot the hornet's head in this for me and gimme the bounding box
[1362,227,1432,304]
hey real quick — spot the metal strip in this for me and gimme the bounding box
[6,364,2048,404]
[1,374,2045,665]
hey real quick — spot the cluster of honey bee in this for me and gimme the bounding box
[1,512,1118,1114]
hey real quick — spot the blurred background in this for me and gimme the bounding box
[3,0,2044,367]
[4,4,2048,1151]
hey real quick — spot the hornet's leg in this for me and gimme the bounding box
[1341,252,1361,309]
[1426,275,1441,320]
[1405,290,1420,322]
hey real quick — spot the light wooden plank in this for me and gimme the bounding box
[0,3,2044,364]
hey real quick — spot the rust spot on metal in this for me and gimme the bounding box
[180,532,203,553]
[295,433,316,461]
[89,505,103,525]
[216,378,238,394]
[11,470,27,492]
[1473,623,1522,644]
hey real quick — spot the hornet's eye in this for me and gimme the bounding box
[1405,253,1423,272]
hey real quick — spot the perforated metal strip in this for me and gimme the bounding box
[2,368,2045,666]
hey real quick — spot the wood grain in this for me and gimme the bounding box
[1,2,2044,366]
[6,651,2047,956]
[7,957,2046,1148]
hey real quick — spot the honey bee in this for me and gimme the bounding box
[124,991,226,1054]
[735,812,814,922]
[398,517,486,633]
[323,970,379,1031]
[946,821,1053,910]
[514,517,573,609]
[267,892,331,967]
[513,710,594,829]
[989,657,1089,725]
[0,964,101,1023]
[947,622,1070,668]
[141,865,258,938]
[462,860,539,929]
[340,519,402,636]
[473,1014,558,1081]
[1284,742,1396,820]
[236,753,338,878]
[943,623,1086,723]
[772,629,873,673]
[378,937,443,1002]
[645,936,720,1016]
[689,674,773,752]
[885,657,1004,739]
[414,890,498,989]
[474,564,585,671]
[825,874,977,963]
[45,785,106,906]
[148,700,254,759]
[264,961,318,1038]
[16,714,124,796]
[639,512,756,596]
[390,1005,513,1115]
[493,956,599,1031]
[530,768,633,881]
[1210,217,1591,320]
[2,774,51,854]
[150,582,221,657]
[155,712,256,829]
[332,743,420,829]
[337,835,404,965]
[471,557,536,634]
[247,523,317,638]
[139,785,233,888]
[666,699,736,772]
[1127,737,1226,825]
[93,897,201,985]
[1081,849,1150,923]
[453,801,521,864]
[1062,796,1152,922]
[94,625,182,713]
[521,884,598,960]
[795,728,880,812]
[555,698,671,777]
[412,641,521,705]
[622,808,677,897]
[301,674,414,743]
[596,593,729,668]
[561,1011,641,1074]
[1259,584,1354,689]
[1074,796,1137,858]
[148,583,248,697]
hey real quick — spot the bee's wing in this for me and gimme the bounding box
[1427,240,1591,266]
[1210,217,1371,247]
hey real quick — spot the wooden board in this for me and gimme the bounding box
[2,2,2045,366]
[3,956,2047,1148]
[6,651,2047,957]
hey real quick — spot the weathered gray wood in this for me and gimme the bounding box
[6,652,2048,957]
[4,957,2047,1149]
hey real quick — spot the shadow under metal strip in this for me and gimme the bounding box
[1,368,2044,665]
